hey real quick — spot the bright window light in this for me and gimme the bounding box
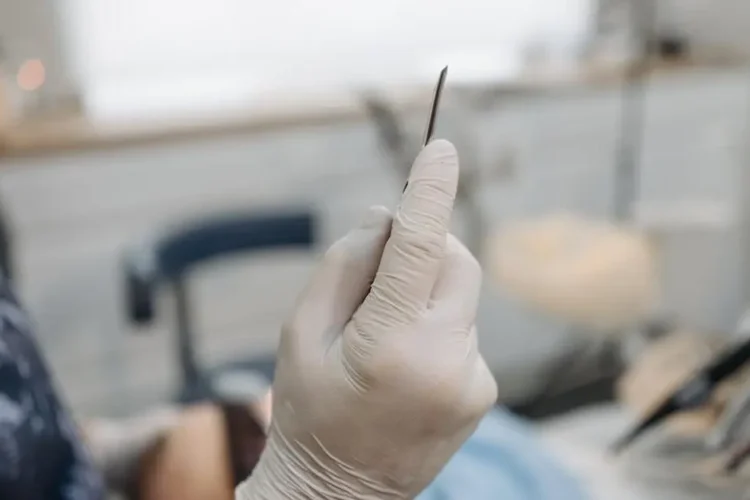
[59,0,593,121]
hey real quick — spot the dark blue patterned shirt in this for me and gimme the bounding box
[0,277,105,499]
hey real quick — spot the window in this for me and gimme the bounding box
[60,0,592,121]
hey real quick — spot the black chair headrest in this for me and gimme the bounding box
[124,209,316,325]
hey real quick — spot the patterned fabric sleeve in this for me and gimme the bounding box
[0,277,105,500]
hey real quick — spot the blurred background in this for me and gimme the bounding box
[4,0,750,496]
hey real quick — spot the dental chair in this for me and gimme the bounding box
[123,209,315,404]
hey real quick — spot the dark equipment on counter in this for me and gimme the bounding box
[613,337,750,453]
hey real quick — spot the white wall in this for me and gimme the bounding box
[1,67,748,417]
[0,0,78,105]
[657,0,750,56]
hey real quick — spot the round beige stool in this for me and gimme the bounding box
[486,213,659,332]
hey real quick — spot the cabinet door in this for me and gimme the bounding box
[494,89,621,218]
[637,69,750,331]
[638,70,748,204]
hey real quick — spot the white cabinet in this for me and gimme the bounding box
[636,69,750,330]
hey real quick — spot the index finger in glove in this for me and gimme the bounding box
[430,234,482,324]
[361,139,459,322]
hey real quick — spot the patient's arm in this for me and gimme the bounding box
[133,395,271,500]
[81,405,180,493]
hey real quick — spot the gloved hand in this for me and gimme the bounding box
[237,140,497,500]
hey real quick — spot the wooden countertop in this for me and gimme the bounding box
[1,55,746,161]
[0,89,426,161]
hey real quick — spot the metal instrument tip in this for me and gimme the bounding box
[422,65,449,147]
[403,66,449,193]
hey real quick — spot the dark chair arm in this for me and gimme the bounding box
[124,209,316,325]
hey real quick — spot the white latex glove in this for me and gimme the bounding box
[237,140,497,500]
